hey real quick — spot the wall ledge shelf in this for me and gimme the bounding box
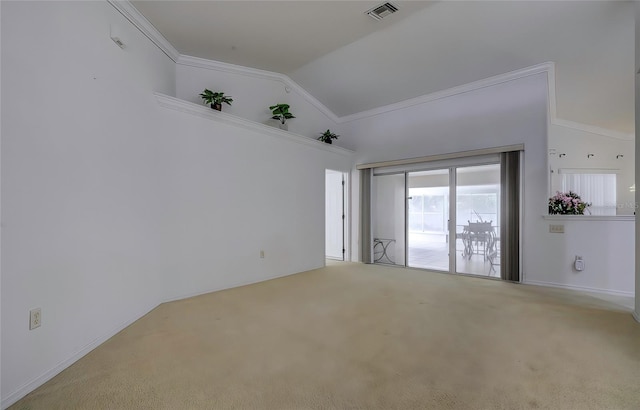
[543,215,635,221]
[154,93,354,157]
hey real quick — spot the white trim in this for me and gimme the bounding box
[633,311,640,324]
[177,55,285,83]
[106,0,180,62]
[1,302,159,410]
[558,168,620,174]
[154,93,354,157]
[176,55,341,124]
[546,62,558,121]
[339,62,554,123]
[552,118,634,141]
[357,144,523,170]
[174,56,633,142]
[172,56,634,141]
[545,63,633,141]
[543,215,635,222]
[162,268,317,304]
[105,3,630,139]
[524,279,635,298]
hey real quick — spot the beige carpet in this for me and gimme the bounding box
[10,262,640,409]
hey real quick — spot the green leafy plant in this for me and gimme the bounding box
[200,89,233,111]
[318,129,339,144]
[269,103,295,125]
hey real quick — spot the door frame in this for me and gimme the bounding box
[325,169,350,261]
[377,156,503,275]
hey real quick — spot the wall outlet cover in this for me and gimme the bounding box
[30,308,42,330]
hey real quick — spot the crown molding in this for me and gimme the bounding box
[176,55,341,124]
[173,57,633,140]
[338,62,555,123]
[106,2,630,140]
[154,93,354,157]
[107,0,179,62]
[544,62,633,140]
[177,55,283,83]
[551,118,634,141]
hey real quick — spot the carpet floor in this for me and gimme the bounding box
[10,262,640,409]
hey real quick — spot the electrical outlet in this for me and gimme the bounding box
[30,308,42,330]
[260,250,265,258]
[549,224,564,233]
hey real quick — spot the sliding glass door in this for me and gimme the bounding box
[372,173,405,266]
[369,154,516,281]
[407,169,450,271]
[455,164,501,277]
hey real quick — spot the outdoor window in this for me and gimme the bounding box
[560,173,616,216]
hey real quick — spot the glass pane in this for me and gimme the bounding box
[561,173,617,216]
[372,173,405,265]
[456,164,500,278]
[423,213,444,231]
[407,169,449,271]
[408,195,423,213]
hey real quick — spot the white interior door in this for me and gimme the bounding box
[325,170,344,260]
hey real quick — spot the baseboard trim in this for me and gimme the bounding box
[524,279,635,298]
[633,311,640,324]
[1,303,160,410]
[161,267,322,304]
[2,266,327,409]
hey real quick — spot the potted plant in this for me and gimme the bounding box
[270,103,295,130]
[200,89,233,111]
[318,129,339,144]
[548,191,591,215]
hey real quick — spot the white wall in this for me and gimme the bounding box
[175,60,344,142]
[0,0,3,400]
[635,0,640,322]
[1,1,636,406]
[0,1,354,407]
[153,102,353,302]
[529,218,634,295]
[549,124,635,215]
[343,71,634,296]
[1,1,176,405]
[345,72,549,265]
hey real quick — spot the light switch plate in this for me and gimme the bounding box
[549,224,564,233]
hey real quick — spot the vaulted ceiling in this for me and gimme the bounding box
[132,1,634,134]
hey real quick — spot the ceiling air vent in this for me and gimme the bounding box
[366,2,398,21]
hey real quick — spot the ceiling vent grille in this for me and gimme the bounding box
[366,2,398,20]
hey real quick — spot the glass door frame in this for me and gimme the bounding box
[391,157,502,275]
[403,168,455,273]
